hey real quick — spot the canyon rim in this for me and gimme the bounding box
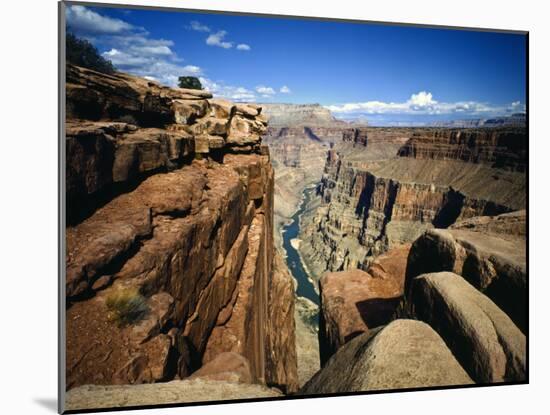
[60,3,528,413]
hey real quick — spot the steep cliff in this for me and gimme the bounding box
[64,64,298,407]
[299,127,527,281]
[260,104,356,386]
[261,105,350,245]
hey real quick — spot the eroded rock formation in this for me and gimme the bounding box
[65,64,298,405]
[411,272,526,383]
[405,211,527,332]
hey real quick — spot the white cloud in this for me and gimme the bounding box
[255,85,276,95]
[200,77,256,102]
[326,91,523,117]
[66,5,134,34]
[130,45,173,56]
[409,91,436,107]
[236,43,251,51]
[189,21,211,32]
[206,31,233,49]
[182,65,201,74]
[280,85,291,94]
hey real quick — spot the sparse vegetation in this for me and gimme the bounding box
[178,76,202,90]
[105,287,149,327]
[66,32,116,74]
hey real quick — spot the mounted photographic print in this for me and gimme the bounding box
[59,1,528,413]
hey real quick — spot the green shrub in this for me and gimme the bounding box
[105,287,149,327]
[178,76,202,90]
[66,32,116,74]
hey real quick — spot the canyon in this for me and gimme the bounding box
[63,65,527,411]
[298,126,526,282]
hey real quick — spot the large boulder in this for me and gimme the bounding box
[189,352,252,383]
[405,226,526,332]
[318,269,402,365]
[301,319,473,394]
[317,244,410,365]
[411,272,526,383]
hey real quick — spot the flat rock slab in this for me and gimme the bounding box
[301,319,473,394]
[412,272,526,383]
[65,378,281,411]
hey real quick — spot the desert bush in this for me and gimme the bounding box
[105,287,149,327]
[66,32,116,74]
[178,76,202,90]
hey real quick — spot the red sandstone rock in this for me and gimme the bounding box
[190,352,253,383]
[65,64,297,396]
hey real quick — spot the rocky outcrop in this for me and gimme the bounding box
[299,127,526,282]
[66,378,281,411]
[449,209,526,238]
[411,272,526,383]
[65,65,297,398]
[301,320,473,394]
[317,244,410,364]
[66,64,267,224]
[405,215,526,332]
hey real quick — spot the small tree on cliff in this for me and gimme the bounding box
[178,76,203,90]
[66,32,116,74]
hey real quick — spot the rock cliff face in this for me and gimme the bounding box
[397,128,527,172]
[299,127,527,281]
[64,64,298,407]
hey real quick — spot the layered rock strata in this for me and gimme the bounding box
[299,127,527,282]
[65,64,298,403]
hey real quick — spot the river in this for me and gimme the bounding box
[281,186,320,305]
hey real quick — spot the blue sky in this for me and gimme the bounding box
[66,4,527,124]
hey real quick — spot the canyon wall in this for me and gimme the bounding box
[299,127,527,281]
[261,104,351,245]
[64,64,298,408]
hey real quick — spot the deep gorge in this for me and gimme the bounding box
[64,67,527,410]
